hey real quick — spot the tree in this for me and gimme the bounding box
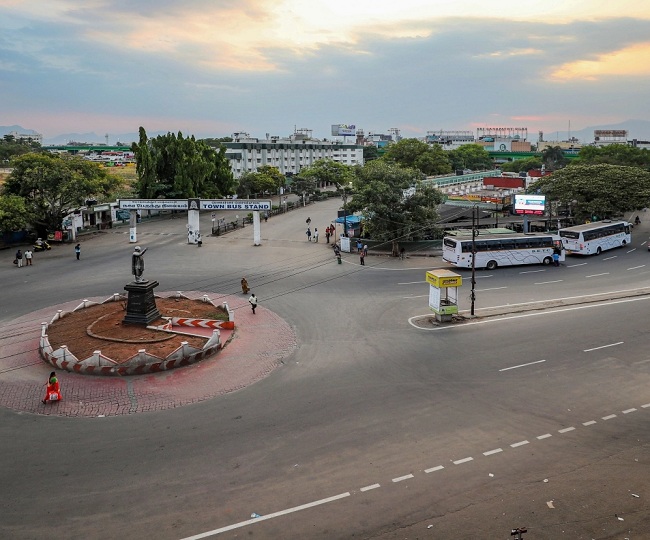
[575,144,650,169]
[2,153,122,234]
[0,194,29,232]
[347,161,443,254]
[382,138,452,175]
[541,146,568,171]
[235,167,284,198]
[447,144,494,171]
[499,157,543,173]
[363,145,379,162]
[131,128,235,199]
[529,164,650,222]
[298,159,355,188]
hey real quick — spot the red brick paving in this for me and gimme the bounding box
[0,292,297,417]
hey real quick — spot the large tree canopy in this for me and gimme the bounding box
[382,138,452,176]
[3,153,121,233]
[0,194,30,232]
[347,161,443,251]
[236,166,285,198]
[447,144,494,171]
[131,128,236,199]
[575,143,650,169]
[500,156,542,173]
[529,164,650,222]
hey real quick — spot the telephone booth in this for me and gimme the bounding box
[426,269,462,323]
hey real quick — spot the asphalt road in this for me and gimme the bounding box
[1,203,649,539]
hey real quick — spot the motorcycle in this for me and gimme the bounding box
[33,239,51,252]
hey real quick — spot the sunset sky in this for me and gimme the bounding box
[1,0,650,141]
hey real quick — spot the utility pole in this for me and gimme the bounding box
[471,205,477,316]
[342,187,348,237]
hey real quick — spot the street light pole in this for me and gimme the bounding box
[342,188,348,237]
[471,205,477,316]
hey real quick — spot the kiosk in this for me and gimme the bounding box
[426,269,462,323]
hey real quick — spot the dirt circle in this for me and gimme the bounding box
[46,297,228,364]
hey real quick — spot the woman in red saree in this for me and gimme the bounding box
[42,371,62,404]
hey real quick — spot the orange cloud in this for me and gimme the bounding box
[551,42,650,81]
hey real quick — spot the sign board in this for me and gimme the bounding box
[426,270,462,288]
[119,199,188,210]
[594,130,627,138]
[514,194,546,215]
[331,124,356,136]
[199,200,271,211]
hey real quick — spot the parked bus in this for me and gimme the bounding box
[559,220,631,255]
[442,232,564,270]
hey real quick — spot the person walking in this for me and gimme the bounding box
[241,277,250,294]
[399,247,406,260]
[15,249,23,268]
[325,228,331,244]
[360,250,366,266]
[306,227,312,241]
[363,244,368,257]
[553,249,560,267]
[74,244,81,260]
[306,217,311,226]
[314,228,319,242]
[24,249,33,266]
[248,293,258,314]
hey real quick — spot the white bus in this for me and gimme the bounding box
[442,232,564,270]
[559,220,631,255]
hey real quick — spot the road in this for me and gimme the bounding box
[1,202,649,539]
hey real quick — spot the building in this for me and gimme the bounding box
[222,130,364,179]
[425,130,475,150]
[7,130,43,144]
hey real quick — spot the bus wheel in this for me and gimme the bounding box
[596,247,602,255]
[622,240,627,246]
[543,256,552,265]
[486,260,497,270]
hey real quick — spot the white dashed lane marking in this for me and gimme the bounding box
[453,457,473,465]
[392,474,414,483]
[360,484,380,492]
[483,448,503,456]
[623,408,637,414]
[510,440,529,448]
[535,280,563,285]
[602,414,617,420]
[628,265,646,270]
[558,427,575,433]
[499,359,546,372]
[586,272,610,278]
[425,465,445,473]
[602,256,617,260]
[582,421,597,426]
[567,262,588,267]
[537,434,552,440]
[583,341,623,352]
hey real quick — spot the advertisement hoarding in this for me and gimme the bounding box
[331,124,356,136]
[514,194,546,215]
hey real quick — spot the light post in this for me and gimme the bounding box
[470,205,477,316]
[341,188,348,237]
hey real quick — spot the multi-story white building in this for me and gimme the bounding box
[7,130,43,144]
[223,131,364,179]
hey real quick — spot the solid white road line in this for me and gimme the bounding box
[425,465,445,473]
[558,427,575,433]
[180,492,351,539]
[585,272,610,278]
[453,457,473,465]
[398,281,426,285]
[360,484,380,492]
[402,294,429,299]
[499,359,546,372]
[483,448,503,456]
[622,408,637,414]
[510,440,529,448]
[583,341,624,352]
[478,287,508,292]
[535,280,563,285]
[392,474,414,483]
[603,256,617,260]
[537,434,552,440]
[519,269,546,274]
[627,265,646,270]
[474,275,493,278]
[582,421,597,426]
[602,414,617,420]
[567,262,588,267]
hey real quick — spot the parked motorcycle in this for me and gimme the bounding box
[33,239,51,252]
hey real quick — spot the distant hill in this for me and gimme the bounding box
[543,119,650,143]
[0,125,39,137]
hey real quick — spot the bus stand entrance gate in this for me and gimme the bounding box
[118,198,272,246]
[426,269,462,323]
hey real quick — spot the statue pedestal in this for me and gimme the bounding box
[123,281,161,325]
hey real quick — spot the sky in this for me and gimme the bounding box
[2,0,650,143]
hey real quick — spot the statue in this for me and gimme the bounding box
[131,246,148,283]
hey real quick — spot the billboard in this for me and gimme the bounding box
[514,194,546,215]
[594,130,627,138]
[331,124,356,136]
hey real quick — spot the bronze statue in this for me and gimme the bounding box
[132,246,148,283]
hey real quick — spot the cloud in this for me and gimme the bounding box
[551,42,650,81]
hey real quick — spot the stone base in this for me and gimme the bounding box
[123,280,161,325]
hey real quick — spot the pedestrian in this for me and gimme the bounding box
[264,211,269,222]
[15,249,23,268]
[74,243,81,260]
[306,217,311,226]
[356,240,363,253]
[399,247,405,260]
[363,244,368,257]
[24,249,33,266]
[553,248,560,267]
[325,229,331,244]
[248,293,257,314]
[306,227,312,241]
[42,371,62,404]
[314,228,319,242]
[241,277,250,294]
[360,250,365,265]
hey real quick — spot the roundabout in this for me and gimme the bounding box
[1,291,298,417]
